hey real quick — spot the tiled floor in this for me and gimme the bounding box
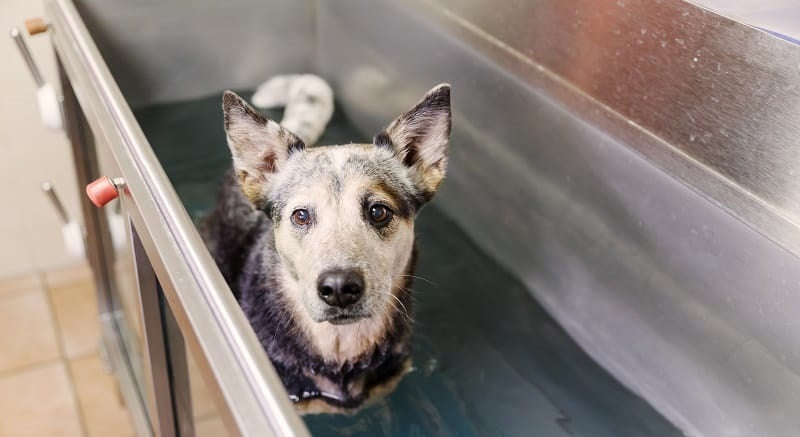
[0,263,135,437]
[0,263,229,437]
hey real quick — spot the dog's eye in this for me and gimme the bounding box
[367,204,393,225]
[291,209,312,226]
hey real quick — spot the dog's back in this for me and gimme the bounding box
[202,168,267,298]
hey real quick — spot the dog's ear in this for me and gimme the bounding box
[374,84,451,201]
[222,90,305,207]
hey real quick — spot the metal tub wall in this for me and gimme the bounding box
[315,1,800,436]
[72,0,316,107]
[69,0,800,435]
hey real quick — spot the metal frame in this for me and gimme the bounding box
[46,0,309,435]
[132,223,178,437]
[59,54,153,437]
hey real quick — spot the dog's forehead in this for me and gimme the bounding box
[269,144,416,206]
[301,144,386,177]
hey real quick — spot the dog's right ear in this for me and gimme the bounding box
[222,91,305,208]
[374,84,451,203]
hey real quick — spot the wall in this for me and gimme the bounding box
[0,0,81,277]
[692,0,800,41]
[73,0,316,107]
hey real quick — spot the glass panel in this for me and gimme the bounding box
[186,347,232,437]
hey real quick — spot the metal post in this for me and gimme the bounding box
[133,222,177,437]
[133,221,194,437]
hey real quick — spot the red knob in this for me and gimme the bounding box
[86,176,119,207]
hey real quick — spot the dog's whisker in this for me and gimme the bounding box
[385,301,413,326]
[381,288,410,312]
[271,307,292,344]
[387,300,413,324]
[395,285,418,296]
[393,274,436,286]
[378,286,409,309]
[379,304,394,328]
[375,289,414,325]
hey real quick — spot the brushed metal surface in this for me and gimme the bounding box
[316,1,800,435]
[431,0,800,259]
[72,0,315,107]
[432,0,800,222]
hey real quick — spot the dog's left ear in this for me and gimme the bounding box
[374,84,451,201]
[222,90,305,208]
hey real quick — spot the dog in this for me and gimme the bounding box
[203,83,452,413]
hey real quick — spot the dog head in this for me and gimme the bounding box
[222,84,450,361]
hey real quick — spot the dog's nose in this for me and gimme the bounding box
[317,269,364,308]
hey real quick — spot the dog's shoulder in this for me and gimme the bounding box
[202,167,272,294]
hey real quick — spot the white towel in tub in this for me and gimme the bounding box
[251,74,334,146]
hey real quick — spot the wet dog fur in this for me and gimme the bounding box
[203,84,451,412]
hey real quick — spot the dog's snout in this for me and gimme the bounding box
[317,269,364,308]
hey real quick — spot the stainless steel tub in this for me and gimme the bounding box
[38,0,800,435]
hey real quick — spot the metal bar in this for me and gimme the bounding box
[41,182,70,224]
[46,1,308,435]
[160,289,194,437]
[133,223,177,437]
[10,28,45,87]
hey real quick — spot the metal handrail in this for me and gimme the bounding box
[45,0,309,435]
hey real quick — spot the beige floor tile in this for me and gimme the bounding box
[44,262,92,290]
[69,354,134,437]
[195,415,230,437]
[0,362,83,437]
[49,278,100,358]
[0,272,41,298]
[0,290,60,372]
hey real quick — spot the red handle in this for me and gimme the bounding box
[86,176,119,207]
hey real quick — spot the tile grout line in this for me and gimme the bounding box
[0,280,44,301]
[67,349,104,362]
[0,357,63,379]
[40,270,92,437]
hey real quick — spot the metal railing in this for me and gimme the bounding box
[45,0,309,435]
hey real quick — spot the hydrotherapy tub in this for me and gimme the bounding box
[137,92,678,435]
[42,0,800,435]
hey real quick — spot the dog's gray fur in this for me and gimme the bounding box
[203,84,451,412]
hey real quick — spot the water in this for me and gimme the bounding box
[135,92,681,437]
